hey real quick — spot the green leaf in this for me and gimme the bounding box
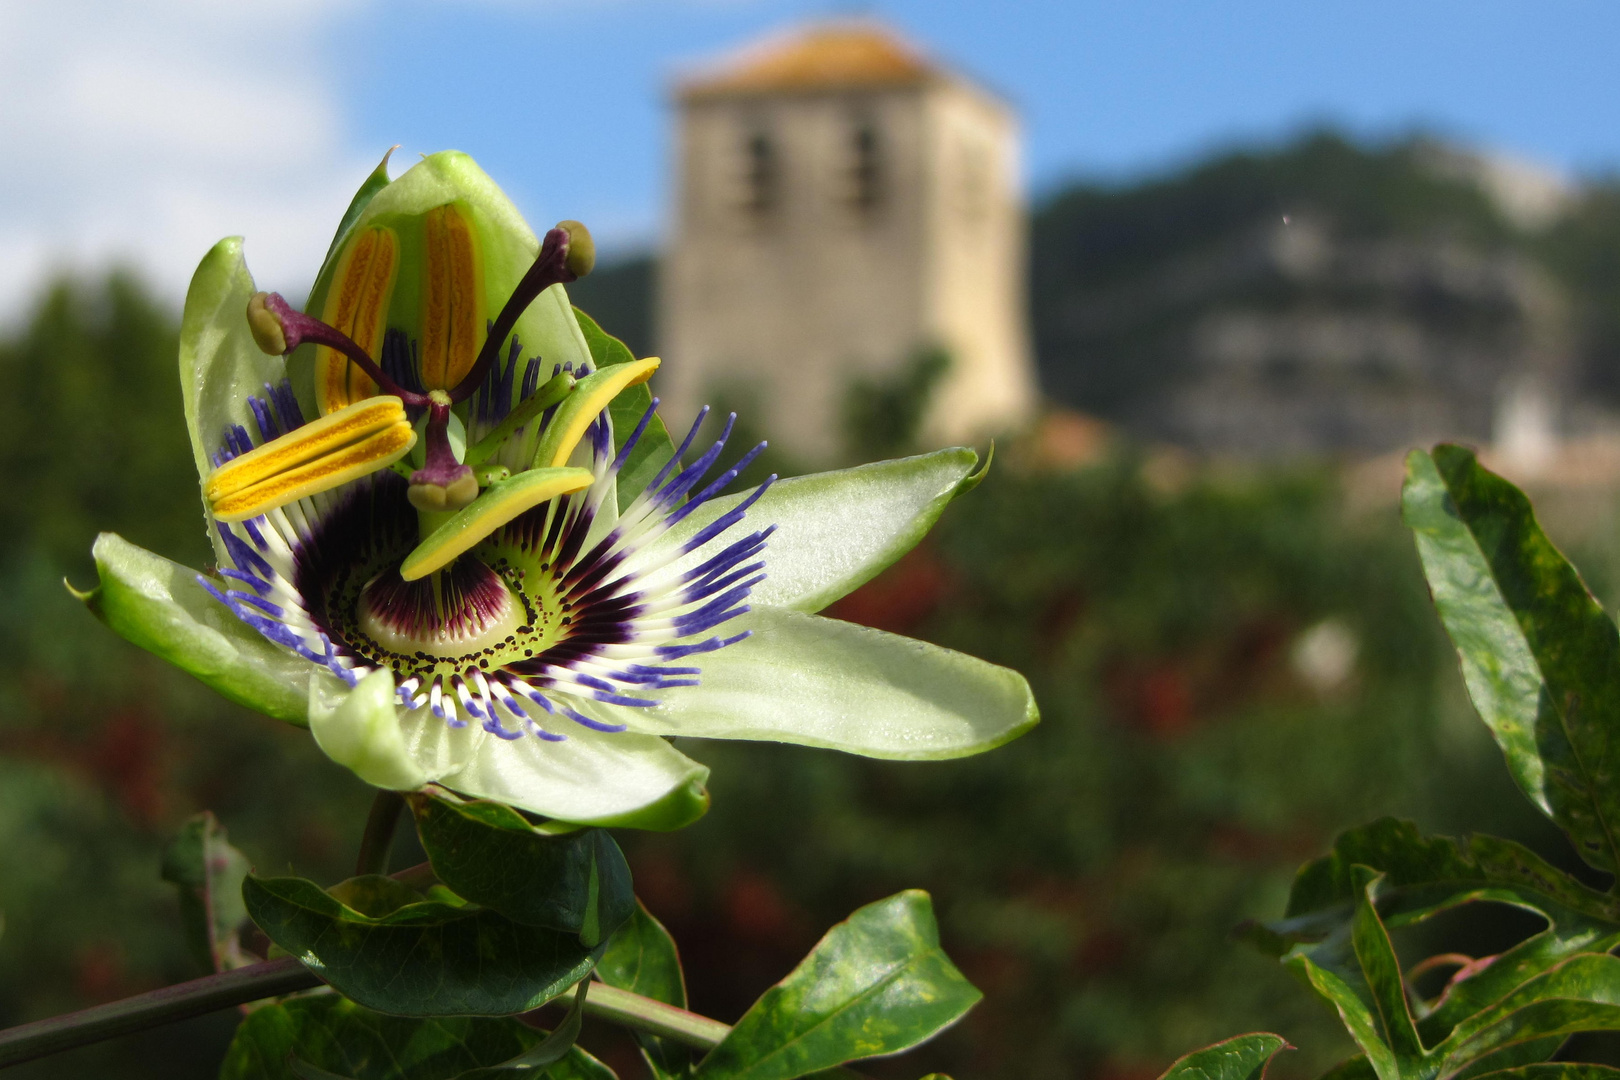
[652,448,982,615]
[454,980,592,1079]
[242,875,599,1016]
[1254,819,1620,1047]
[693,890,981,1080]
[537,1048,620,1080]
[1437,954,1620,1070]
[160,811,254,972]
[599,901,691,1079]
[1285,948,1398,1080]
[1349,871,1423,1064]
[1156,1033,1290,1080]
[410,793,634,945]
[573,306,674,511]
[637,607,1038,761]
[1471,1068,1620,1080]
[77,532,314,725]
[219,993,539,1080]
[1403,446,1620,873]
[600,901,687,1008]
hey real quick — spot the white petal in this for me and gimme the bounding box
[645,448,980,613]
[437,718,710,829]
[309,669,431,791]
[632,607,1038,760]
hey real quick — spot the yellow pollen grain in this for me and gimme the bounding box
[420,205,484,392]
[205,397,410,503]
[211,421,417,523]
[315,227,399,415]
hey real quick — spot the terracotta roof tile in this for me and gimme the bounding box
[679,23,937,99]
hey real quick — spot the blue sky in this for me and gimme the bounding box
[336,0,1620,252]
[2,0,1616,314]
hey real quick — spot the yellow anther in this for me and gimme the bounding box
[315,227,399,415]
[420,204,485,392]
[206,397,417,522]
[400,467,595,581]
[532,357,661,469]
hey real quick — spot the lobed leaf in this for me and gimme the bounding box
[242,875,599,1016]
[693,890,980,1080]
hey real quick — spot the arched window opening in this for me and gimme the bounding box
[741,129,779,216]
[848,120,883,211]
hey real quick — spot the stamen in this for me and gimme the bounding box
[532,358,661,468]
[446,222,593,405]
[206,397,417,522]
[248,293,426,407]
[420,204,485,392]
[400,465,595,580]
[315,227,400,414]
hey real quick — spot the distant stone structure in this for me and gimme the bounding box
[658,22,1037,460]
[1030,135,1582,461]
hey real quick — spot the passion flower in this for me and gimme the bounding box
[79,151,1037,829]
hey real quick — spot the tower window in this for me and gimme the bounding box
[741,129,778,216]
[848,120,883,211]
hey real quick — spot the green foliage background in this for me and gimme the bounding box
[9,130,1620,1078]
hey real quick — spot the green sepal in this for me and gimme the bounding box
[409,792,634,945]
[654,448,982,614]
[242,874,600,1016]
[76,532,313,725]
[297,152,594,421]
[693,890,981,1080]
[178,237,289,487]
[318,148,396,279]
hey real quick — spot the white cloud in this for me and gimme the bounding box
[0,0,378,322]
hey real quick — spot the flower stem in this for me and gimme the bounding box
[581,983,731,1049]
[0,957,318,1068]
[356,790,406,876]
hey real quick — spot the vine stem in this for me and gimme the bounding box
[355,790,406,877]
[0,957,317,1068]
[0,958,737,1068]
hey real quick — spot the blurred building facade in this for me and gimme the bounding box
[658,22,1037,460]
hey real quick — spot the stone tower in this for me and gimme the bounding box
[658,21,1037,461]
